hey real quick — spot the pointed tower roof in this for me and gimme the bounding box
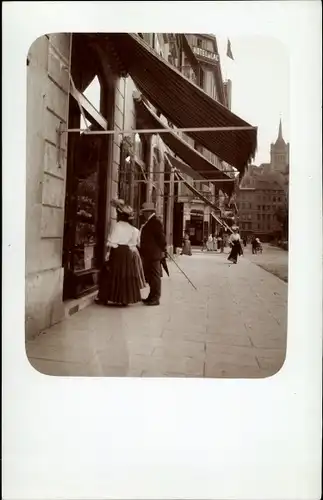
[275,117,286,146]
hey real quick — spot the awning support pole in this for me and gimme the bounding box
[58,125,256,135]
[132,178,235,184]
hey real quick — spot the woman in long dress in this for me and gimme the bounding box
[181,233,192,256]
[207,234,213,251]
[227,226,243,264]
[98,200,145,306]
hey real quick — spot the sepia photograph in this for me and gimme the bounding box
[25,32,289,378]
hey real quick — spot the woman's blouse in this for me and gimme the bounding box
[107,221,139,248]
[229,233,241,244]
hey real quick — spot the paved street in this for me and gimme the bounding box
[26,249,288,378]
[244,243,288,282]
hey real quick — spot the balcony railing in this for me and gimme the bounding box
[192,46,220,63]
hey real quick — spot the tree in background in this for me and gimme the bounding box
[274,194,288,241]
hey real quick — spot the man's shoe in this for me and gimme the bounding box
[145,300,160,306]
[142,297,151,304]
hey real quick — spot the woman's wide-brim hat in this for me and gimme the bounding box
[122,205,134,219]
[111,198,134,219]
[111,198,125,210]
[140,202,156,213]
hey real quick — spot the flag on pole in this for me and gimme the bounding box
[226,39,234,60]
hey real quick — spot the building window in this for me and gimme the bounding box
[197,38,202,48]
[273,196,276,202]
[257,214,260,220]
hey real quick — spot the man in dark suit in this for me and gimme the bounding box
[139,202,167,306]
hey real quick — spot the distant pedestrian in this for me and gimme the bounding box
[139,202,167,306]
[217,235,222,251]
[201,236,207,252]
[96,199,144,307]
[227,226,243,264]
[242,237,247,247]
[251,236,257,254]
[255,237,263,253]
[207,234,213,251]
[181,233,192,256]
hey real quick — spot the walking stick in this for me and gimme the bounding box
[167,253,198,291]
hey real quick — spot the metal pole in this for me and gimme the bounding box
[132,178,236,184]
[167,252,198,291]
[60,125,256,135]
[119,168,238,174]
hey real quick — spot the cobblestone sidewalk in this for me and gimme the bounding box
[26,251,288,378]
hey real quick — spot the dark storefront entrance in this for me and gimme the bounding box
[185,210,205,245]
[62,35,114,300]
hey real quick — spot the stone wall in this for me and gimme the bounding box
[107,76,137,232]
[25,34,71,339]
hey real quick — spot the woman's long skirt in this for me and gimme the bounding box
[227,241,242,264]
[132,247,146,289]
[101,245,142,305]
[181,241,192,256]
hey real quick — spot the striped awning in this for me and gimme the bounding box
[135,98,236,195]
[97,33,257,174]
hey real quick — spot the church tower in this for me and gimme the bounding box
[270,118,289,173]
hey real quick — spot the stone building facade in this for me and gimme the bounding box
[25,33,168,339]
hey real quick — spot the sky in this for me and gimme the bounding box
[82,35,290,167]
[216,35,290,165]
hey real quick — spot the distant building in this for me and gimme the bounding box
[270,118,289,174]
[176,33,231,245]
[223,79,232,110]
[236,118,289,241]
[236,179,285,241]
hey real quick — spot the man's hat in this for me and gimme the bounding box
[140,202,156,213]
